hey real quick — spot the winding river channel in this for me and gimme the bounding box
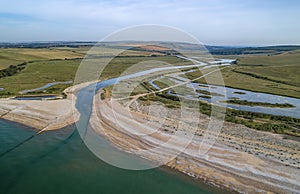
[0,62,233,194]
[1,57,299,194]
[16,57,299,118]
[90,59,300,119]
[149,74,300,118]
[73,58,300,184]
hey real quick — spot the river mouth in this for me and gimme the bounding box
[0,119,227,194]
[1,56,298,193]
[74,57,299,161]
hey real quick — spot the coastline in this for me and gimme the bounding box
[90,93,300,193]
[1,82,299,193]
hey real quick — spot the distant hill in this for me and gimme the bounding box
[1,41,299,55]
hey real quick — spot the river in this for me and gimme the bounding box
[149,72,300,118]
[0,60,232,194]
[1,58,298,194]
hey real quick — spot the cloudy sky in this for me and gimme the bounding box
[0,0,299,45]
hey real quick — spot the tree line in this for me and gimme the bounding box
[0,62,27,78]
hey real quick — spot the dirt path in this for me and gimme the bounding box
[116,66,228,102]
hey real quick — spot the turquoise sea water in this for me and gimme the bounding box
[0,119,226,194]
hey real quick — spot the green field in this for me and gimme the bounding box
[1,46,299,99]
[0,51,188,97]
[100,56,189,80]
[0,48,85,70]
[0,59,80,95]
[185,51,300,98]
[236,50,300,86]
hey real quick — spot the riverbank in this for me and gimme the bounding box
[185,69,300,100]
[0,82,92,131]
[1,81,299,193]
[90,92,300,193]
[223,99,295,108]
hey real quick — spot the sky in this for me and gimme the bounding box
[0,0,299,45]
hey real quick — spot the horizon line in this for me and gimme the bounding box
[1,40,300,48]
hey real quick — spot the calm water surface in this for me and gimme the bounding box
[0,119,226,194]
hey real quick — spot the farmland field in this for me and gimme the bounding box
[0,48,85,70]
[185,51,300,98]
[0,48,188,96]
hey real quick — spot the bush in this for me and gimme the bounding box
[0,62,27,79]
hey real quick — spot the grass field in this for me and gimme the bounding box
[56,46,166,57]
[237,50,300,66]
[235,50,300,87]
[186,51,300,98]
[0,48,84,69]
[0,44,187,96]
[0,54,188,96]
[0,45,299,99]
[0,59,81,95]
[100,55,189,80]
